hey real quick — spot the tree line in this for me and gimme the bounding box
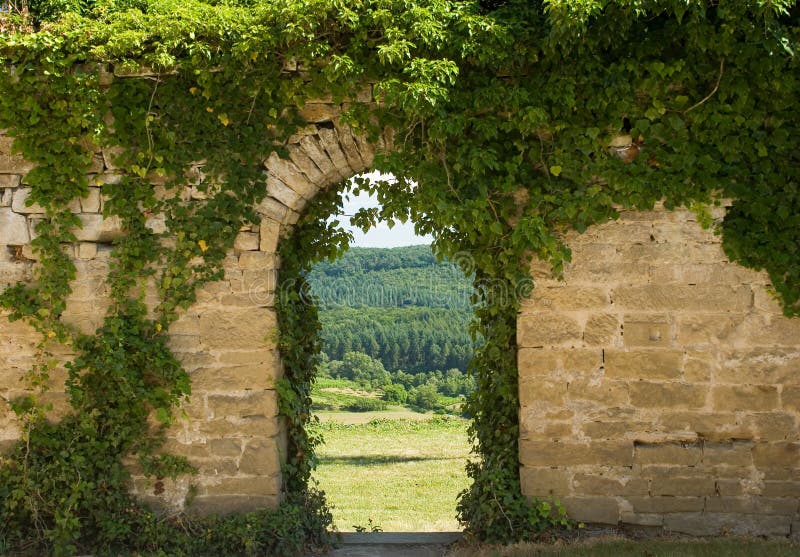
[307,245,475,374]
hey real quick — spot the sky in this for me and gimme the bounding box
[336,174,433,248]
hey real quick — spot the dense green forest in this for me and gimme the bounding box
[306,245,474,374]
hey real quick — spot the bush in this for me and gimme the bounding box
[382,383,408,404]
[344,398,387,412]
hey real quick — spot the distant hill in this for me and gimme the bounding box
[306,245,475,373]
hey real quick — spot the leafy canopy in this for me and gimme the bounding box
[0,0,798,551]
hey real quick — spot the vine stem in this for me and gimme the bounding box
[492,488,514,534]
[683,58,725,114]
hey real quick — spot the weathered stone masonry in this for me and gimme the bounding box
[518,205,800,536]
[1,83,799,535]
[0,82,387,514]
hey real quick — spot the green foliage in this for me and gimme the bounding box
[0,0,799,551]
[382,383,408,404]
[343,397,388,412]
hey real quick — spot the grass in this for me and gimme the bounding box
[448,537,800,556]
[316,408,437,424]
[310,415,471,532]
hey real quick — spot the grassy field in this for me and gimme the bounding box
[448,537,800,556]
[310,415,471,532]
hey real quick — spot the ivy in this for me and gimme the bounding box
[0,0,799,553]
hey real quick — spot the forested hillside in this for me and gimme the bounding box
[306,245,474,373]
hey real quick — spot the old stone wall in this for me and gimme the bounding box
[2,85,799,533]
[518,204,800,536]
[0,84,384,513]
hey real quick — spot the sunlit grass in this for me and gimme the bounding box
[311,416,471,532]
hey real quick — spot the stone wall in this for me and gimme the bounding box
[518,204,800,536]
[2,85,800,533]
[0,84,385,513]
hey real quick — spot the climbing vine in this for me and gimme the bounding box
[0,0,798,553]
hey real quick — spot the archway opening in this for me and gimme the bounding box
[304,174,476,532]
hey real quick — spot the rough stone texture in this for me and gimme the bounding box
[519,203,800,537]
[3,93,799,533]
[0,100,375,516]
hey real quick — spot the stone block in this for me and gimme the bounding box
[622,314,671,347]
[658,412,743,441]
[683,352,714,382]
[187,495,280,515]
[629,382,708,409]
[298,135,342,182]
[517,348,603,377]
[74,214,123,242]
[566,378,629,406]
[259,218,281,253]
[702,442,754,467]
[317,127,356,179]
[266,175,306,212]
[0,154,34,174]
[0,209,29,244]
[191,364,278,391]
[0,174,20,188]
[199,307,277,351]
[298,102,338,123]
[202,475,281,497]
[519,466,571,497]
[233,231,259,251]
[522,286,610,312]
[199,416,281,438]
[712,385,779,412]
[518,378,567,407]
[207,438,243,458]
[80,187,102,212]
[572,473,649,496]
[619,512,664,526]
[762,481,800,498]
[716,349,800,385]
[517,313,582,347]
[784,386,800,413]
[519,440,634,467]
[651,476,715,496]
[239,438,281,476]
[10,187,44,213]
[625,496,704,513]
[581,420,652,440]
[238,251,276,270]
[265,152,319,199]
[0,187,12,207]
[353,131,376,167]
[740,315,800,346]
[664,512,791,536]
[705,496,799,515]
[561,496,620,524]
[676,314,746,346]
[208,390,278,419]
[77,242,97,260]
[604,349,682,380]
[651,262,762,286]
[613,285,752,312]
[742,412,798,442]
[634,442,702,466]
[752,443,800,478]
[334,122,366,171]
[583,313,620,346]
[287,147,326,186]
[715,479,747,497]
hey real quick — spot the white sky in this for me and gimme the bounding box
[337,174,433,248]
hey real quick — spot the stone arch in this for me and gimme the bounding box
[0,93,397,515]
[2,85,800,534]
